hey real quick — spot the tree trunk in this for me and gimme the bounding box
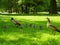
[49,0,57,14]
[24,5,29,14]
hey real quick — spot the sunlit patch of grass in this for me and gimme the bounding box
[0,15,60,45]
[9,16,60,22]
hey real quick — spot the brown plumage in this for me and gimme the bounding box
[11,18,22,28]
[46,17,60,32]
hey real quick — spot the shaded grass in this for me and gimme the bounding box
[1,13,60,16]
[0,15,60,45]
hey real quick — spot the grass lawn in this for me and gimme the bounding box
[0,15,60,45]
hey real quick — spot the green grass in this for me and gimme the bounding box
[0,15,60,45]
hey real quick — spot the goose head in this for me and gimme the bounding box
[46,17,51,23]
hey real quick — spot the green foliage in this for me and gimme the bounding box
[0,0,60,14]
[0,0,51,12]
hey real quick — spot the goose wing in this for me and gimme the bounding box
[49,24,60,32]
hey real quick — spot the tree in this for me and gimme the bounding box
[49,0,58,14]
[3,0,18,13]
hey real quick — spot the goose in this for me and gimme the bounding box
[11,18,22,28]
[46,17,60,32]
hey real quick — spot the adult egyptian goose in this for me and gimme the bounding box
[46,17,60,32]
